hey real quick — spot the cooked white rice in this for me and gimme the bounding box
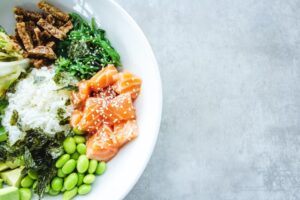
[2,67,73,145]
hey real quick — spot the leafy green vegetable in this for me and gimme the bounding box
[0,97,8,142]
[0,29,22,61]
[55,13,121,80]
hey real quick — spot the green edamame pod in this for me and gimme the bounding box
[19,188,32,200]
[63,187,78,200]
[0,179,3,188]
[71,152,80,160]
[32,180,38,190]
[64,173,78,191]
[73,128,85,135]
[83,174,95,184]
[95,161,106,175]
[51,177,63,192]
[77,143,86,155]
[74,136,86,144]
[88,160,98,174]
[48,188,60,196]
[78,184,91,195]
[28,170,38,180]
[77,173,84,186]
[56,154,70,168]
[77,155,89,173]
[21,175,34,188]
[58,168,66,178]
[62,159,77,174]
[63,137,76,154]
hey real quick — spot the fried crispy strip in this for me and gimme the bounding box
[46,14,55,24]
[16,22,33,51]
[46,41,55,49]
[33,27,42,46]
[28,46,57,60]
[59,20,73,34]
[32,59,49,68]
[15,15,24,22]
[37,18,66,40]
[37,1,69,22]
[9,36,24,53]
[14,7,43,21]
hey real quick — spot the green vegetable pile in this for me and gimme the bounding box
[0,26,23,62]
[42,132,106,199]
[55,13,121,80]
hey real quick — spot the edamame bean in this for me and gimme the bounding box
[51,177,63,191]
[21,175,34,188]
[64,137,76,154]
[74,136,86,144]
[88,160,98,174]
[62,159,76,174]
[73,128,85,135]
[78,184,91,195]
[19,188,32,200]
[48,188,60,196]
[57,168,66,178]
[28,170,38,180]
[63,187,78,200]
[71,152,80,160]
[77,173,84,186]
[64,173,78,191]
[0,179,3,188]
[32,180,38,190]
[83,174,95,184]
[77,155,89,173]
[56,154,70,168]
[77,143,86,155]
[95,161,106,175]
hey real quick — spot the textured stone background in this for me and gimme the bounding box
[115,0,300,199]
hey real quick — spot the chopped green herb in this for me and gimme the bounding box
[10,110,18,126]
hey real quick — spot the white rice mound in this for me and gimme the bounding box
[2,67,73,145]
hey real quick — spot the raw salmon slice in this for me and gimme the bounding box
[71,80,90,108]
[103,93,136,124]
[89,64,118,91]
[77,97,105,132]
[113,71,142,99]
[86,125,119,161]
[78,80,90,102]
[112,120,138,148]
[70,110,83,128]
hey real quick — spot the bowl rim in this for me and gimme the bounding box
[108,1,163,198]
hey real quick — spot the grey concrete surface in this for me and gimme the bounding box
[115,0,300,199]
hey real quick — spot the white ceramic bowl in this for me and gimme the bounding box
[0,0,162,199]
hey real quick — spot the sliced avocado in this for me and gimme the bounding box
[0,163,8,172]
[0,166,24,187]
[0,187,19,200]
[6,157,24,169]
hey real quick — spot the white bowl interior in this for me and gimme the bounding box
[0,0,162,199]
